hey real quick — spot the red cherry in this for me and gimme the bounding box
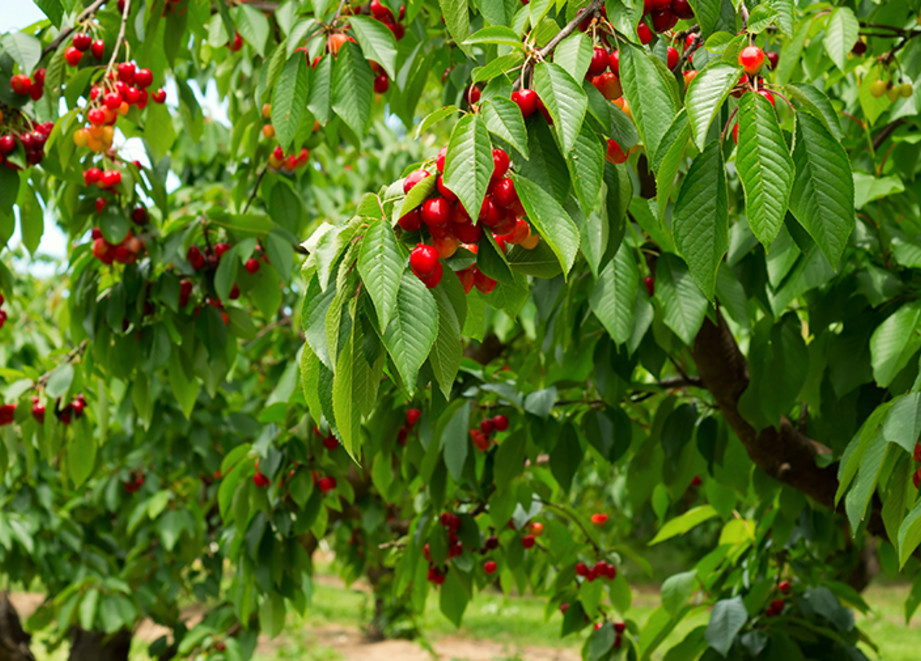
[31,400,45,423]
[87,108,106,125]
[738,46,766,75]
[667,46,679,69]
[492,414,509,431]
[99,170,121,189]
[419,260,443,289]
[0,135,14,154]
[403,169,430,193]
[187,245,206,270]
[636,22,653,45]
[474,270,497,294]
[480,418,495,434]
[373,73,389,94]
[64,47,83,67]
[421,197,452,227]
[410,243,440,277]
[755,89,775,106]
[245,258,261,274]
[94,197,107,215]
[766,51,780,70]
[609,50,620,76]
[511,89,539,118]
[651,0,671,8]
[398,208,423,232]
[229,31,243,51]
[644,275,655,297]
[478,198,504,227]
[591,513,609,526]
[483,560,498,575]
[650,8,677,32]
[134,68,153,88]
[576,562,589,576]
[779,580,792,594]
[606,139,628,165]
[453,221,482,244]
[466,85,481,106]
[32,68,46,87]
[435,145,448,173]
[406,408,421,426]
[117,62,136,83]
[521,534,536,549]
[103,92,123,109]
[370,0,394,21]
[587,46,609,77]
[253,472,270,488]
[318,476,337,493]
[72,32,92,51]
[492,178,519,209]
[436,174,457,202]
[91,39,105,59]
[323,435,338,450]
[914,441,921,463]
[10,74,31,94]
[914,466,921,490]
[671,0,694,19]
[491,148,510,182]
[152,88,166,103]
[83,168,102,186]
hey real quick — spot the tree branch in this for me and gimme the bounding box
[872,119,905,151]
[538,0,605,60]
[689,310,888,541]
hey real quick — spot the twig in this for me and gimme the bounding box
[330,0,350,25]
[538,0,605,59]
[739,1,750,31]
[40,0,108,60]
[242,167,268,213]
[674,31,700,72]
[539,500,602,555]
[872,119,905,150]
[106,0,132,75]
[36,340,88,388]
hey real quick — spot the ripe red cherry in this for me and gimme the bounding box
[64,47,83,66]
[587,46,609,77]
[651,0,671,9]
[614,622,626,634]
[134,68,153,88]
[0,135,14,154]
[103,92,123,109]
[521,534,536,549]
[766,51,780,70]
[492,148,510,181]
[99,170,121,188]
[91,39,105,59]
[317,475,337,494]
[650,8,677,32]
[421,197,451,227]
[667,46,679,69]
[245,258,261,274]
[576,562,589,576]
[370,0,394,21]
[483,560,498,575]
[492,414,509,431]
[636,22,653,45]
[253,472,270,488]
[738,46,766,75]
[480,418,495,434]
[410,243,440,277]
[453,221,482,244]
[152,88,166,103]
[72,32,92,51]
[95,198,107,215]
[606,139,628,164]
[31,399,45,423]
[398,208,423,232]
[436,174,457,202]
[117,62,136,83]
[403,169,430,193]
[755,89,775,106]
[213,242,231,258]
[10,74,31,94]
[435,145,448,173]
[419,260,443,289]
[33,68,45,87]
[644,276,655,297]
[671,0,694,19]
[511,89,539,118]
[466,85,481,106]
[406,408,421,426]
[83,168,102,186]
[591,513,609,526]
[492,178,519,209]
[229,31,243,51]
[609,50,620,76]
[187,245,206,270]
[779,580,792,594]
[373,73,389,94]
[914,441,921,463]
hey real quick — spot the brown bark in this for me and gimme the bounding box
[690,311,888,541]
[68,629,131,661]
[0,593,34,661]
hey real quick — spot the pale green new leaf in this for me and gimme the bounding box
[650,505,718,545]
[736,92,794,250]
[824,7,859,72]
[672,141,728,300]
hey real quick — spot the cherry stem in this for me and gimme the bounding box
[720,107,739,144]
[243,166,268,213]
[105,0,132,77]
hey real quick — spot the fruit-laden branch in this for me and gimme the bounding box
[538,0,605,59]
[40,0,108,59]
[689,310,888,541]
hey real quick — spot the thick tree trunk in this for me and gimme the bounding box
[68,628,132,661]
[0,593,34,661]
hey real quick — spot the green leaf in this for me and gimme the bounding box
[382,272,439,394]
[650,505,718,545]
[439,567,470,626]
[308,54,333,124]
[672,141,728,300]
[898,497,921,568]
[532,61,589,154]
[662,571,697,615]
[331,41,374,138]
[348,15,398,79]
[883,394,921,457]
[549,423,581,491]
[332,335,361,461]
[68,423,96,487]
[480,96,529,158]
[357,218,404,330]
[512,175,580,277]
[439,0,472,56]
[79,589,99,631]
[870,301,921,388]
[656,254,709,346]
[271,54,309,151]
[685,62,742,151]
[464,25,525,49]
[45,364,74,399]
[1,32,41,74]
[788,112,855,267]
[443,401,471,481]
[443,114,494,220]
[506,239,563,278]
[590,243,639,344]
[430,280,465,399]
[567,123,605,213]
[823,7,859,72]
[783,83,843,140]
[836,403,892,506]
[553,32,593,81]
[236,3,270,56]
[706,596,748,657]
[736,92,795,250]
[688,0,722,37]
[0,169,20,217]
[619,44,680,162]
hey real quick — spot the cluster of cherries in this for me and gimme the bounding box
[469,413,509,451]
[0,292,6,330]
[765,580,792,617]
[423,511,497,585]
[123,470,146,494]
[636,0,696,38]
[403,145,540,293]
[576,559,618,582]
[9,67,47,101]
[90,227,145,265]
[55,393,88,425]
[518,519,544,549]
[313,424,340,451]
[260,103,313,172]
[729,46,781,144]
[0,117,55,169]
[64,30,106,66]
[397,408,421,445]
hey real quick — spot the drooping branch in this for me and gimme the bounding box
[689,310,888,541]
